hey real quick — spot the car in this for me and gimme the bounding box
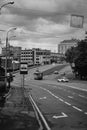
[57,77,69,82]
[53,71,59,74]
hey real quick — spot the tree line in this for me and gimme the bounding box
[65,38,87,80]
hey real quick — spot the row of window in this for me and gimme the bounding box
[21,59,33,61]
[21,55,32,57]
[21,52,32,54]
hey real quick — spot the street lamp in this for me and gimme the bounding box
[5,27,16,87]
[0,1,14,13]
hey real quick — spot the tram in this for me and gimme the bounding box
[34,69,43,80]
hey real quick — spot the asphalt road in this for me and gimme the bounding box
[12,65,87,130]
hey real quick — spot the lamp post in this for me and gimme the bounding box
[8,35,16,72]
[0,1,14,14]
[5,27,16,87]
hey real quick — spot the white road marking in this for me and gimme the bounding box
[84,112,87,115]
[63,84,87,92]
[29,84,86,115]
[79,94,85,98]
[72,106,83,112]
[40,97,47,100]
[68,96,73,99]
[53,112,68,119]
[64,102,71,106]
[59,98,64,102]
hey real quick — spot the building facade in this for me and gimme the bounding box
[2,45,21,62]
[32,48,51,65]
[50,52,64,63]
[58,39,78,54]
[21,48,51,66]
[21,49,33,66]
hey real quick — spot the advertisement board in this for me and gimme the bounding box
[70,14,84,28]
[20,62,28,74]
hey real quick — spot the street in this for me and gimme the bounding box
[12,66,87,130]
[0,64,87,130]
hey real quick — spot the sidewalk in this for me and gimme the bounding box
[0,87,40,130]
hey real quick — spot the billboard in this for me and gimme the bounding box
[70,14,84,28]
[20,62,28,74]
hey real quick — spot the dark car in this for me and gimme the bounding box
[53,71,59,74]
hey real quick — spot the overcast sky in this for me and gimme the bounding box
[0,0,87,53]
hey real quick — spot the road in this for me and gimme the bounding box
[12,65,87,130]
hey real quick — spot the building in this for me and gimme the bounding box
[1,45,21,71]
[32,48,51,65]
[21,48,51,66]
[21,49,33,66]
[58,39,79,54]
[2,45,21,62]
[50,52,64,63]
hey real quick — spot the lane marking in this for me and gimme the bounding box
[53,112,68,119]
[29,84,86,115]
[59,98,64,102]
[63,84,87,92]
[64,102,71,106]
[72,106,83,112]
[84,112,87,115]
[40,97,47,100]
[79,94,85,98]
[68,96,73,99]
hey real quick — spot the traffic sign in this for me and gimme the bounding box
[20,62,28,74]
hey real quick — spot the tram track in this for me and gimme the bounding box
[21,86,51,130]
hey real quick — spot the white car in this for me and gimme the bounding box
[57,77,69,82]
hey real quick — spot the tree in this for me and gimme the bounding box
[65,46,77,67]
[74,40,87,79]
[65,39,87,79]
[0,57,2,66]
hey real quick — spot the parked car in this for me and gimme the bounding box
[57,77,69,82]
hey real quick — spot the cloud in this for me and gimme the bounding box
[0,0,87,53]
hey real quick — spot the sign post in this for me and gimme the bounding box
[20,62,28,107]
[20,62,28,88]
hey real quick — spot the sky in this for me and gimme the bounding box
[0,0,87,53]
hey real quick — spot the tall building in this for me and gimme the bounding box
[58,39,78,54]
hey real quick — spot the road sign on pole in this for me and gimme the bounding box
[70,14,84,28]
[20,62,28,74]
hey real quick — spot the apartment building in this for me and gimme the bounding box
[21,49,33,66]
[32,48,51,65]
[21,48,51,66]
